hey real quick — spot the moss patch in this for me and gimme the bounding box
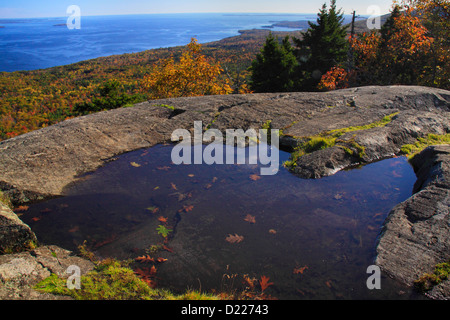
[401,133,450,159]
[34,258,223,300]
[414,260,450,293]
[0,191,12,209]
[283,112,397,168]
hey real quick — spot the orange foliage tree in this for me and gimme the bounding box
[317,66,350,91]
[142,38,232,99]
[320,0,448,90]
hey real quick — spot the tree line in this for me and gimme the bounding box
[249,0,449,92]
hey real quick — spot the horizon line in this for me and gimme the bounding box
[0,11,377,20]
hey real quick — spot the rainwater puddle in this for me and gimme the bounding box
[20,144,423,299]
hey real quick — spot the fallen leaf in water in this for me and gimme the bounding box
[249,174,261,181]
[134,267,158,288]
[149,265,157,276]
[392,170,402,178]
[373,212,384,219]
[31,217,41,222]
[163,245,173,253]
[225,233,244,244]
[135,266,157,278]
[268,229,277,234]
[325,280,332,288]
[14,205,29,212]
[244,214,256,224]
[242,274,257,290]
[205,183,212,189]
[170,182,177,190]
[367,225,377,231]
[158,216,168,224]
[130,161,141,167]
[188,174,195,177]
[212,177,218,183]
[93,234,118,249]
[333,193,344,200]
[171,191,192,202]
[135,255,155,263]
[146,206,159,214]
[178,205,194,213]
[68,226,79,233]
[157,166,170,171]
[153,186,160,190]
[293,265,308,275]
[259,275,274,292]
[157,257,168,263]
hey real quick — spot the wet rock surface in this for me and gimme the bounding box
[0,85,449,299]
[376,145,450,299]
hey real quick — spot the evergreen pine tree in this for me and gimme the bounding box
[249,33,299,93]
[293,0,349,90]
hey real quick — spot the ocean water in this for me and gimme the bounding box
[0,13,355,72]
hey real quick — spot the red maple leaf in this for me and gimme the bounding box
[259,275,274,292]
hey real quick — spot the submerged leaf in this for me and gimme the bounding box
[130,161,141,167]
[158,216,168,224]
[225,233,244,244]
[293,265,308,275]
[14,205,29,212]
[135,255,155,263]
[244,214,256,224]
[156,225,172,238]
[146,206,159,214]
[259,275,274,292]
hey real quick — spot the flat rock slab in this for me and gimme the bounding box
[0,245,94,299]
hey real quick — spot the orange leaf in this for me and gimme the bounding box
[31,217,41,222]
[14,205,29,212]
[259,275,274,292]
[249,174,261,181]
[158,216,168,224]
[135,255,155,263]
[170,182,177,190]
[225,233,244,244]
[293,265,308,275]
[157,257,168,263]
[178,205,194,213]
[244,214,256,224]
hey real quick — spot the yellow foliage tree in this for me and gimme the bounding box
[142,38,232,99]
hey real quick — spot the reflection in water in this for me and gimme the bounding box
[21,144,423,299]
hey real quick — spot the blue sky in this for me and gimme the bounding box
[0,0,393,18]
